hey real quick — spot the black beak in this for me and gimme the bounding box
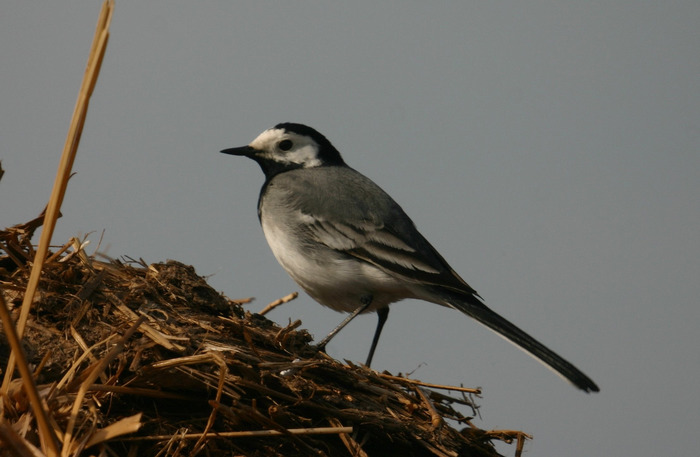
[220,146,256,157]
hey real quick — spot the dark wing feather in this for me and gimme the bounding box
[285,166,479,296]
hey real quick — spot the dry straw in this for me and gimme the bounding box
[1,0,114,390]
[2,225,524,456]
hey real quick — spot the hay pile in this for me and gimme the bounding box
[1,4,530,456]
[0,213,530,456]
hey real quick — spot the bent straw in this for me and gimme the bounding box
[0,293,60,456]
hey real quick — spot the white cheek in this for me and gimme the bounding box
[258,145,321,167]
[287,145,321,167]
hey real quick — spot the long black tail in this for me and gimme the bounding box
[433,288,599,393]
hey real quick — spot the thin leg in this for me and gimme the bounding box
[365,307,389,367]
[316,295,373,352]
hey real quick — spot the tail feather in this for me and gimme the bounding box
[434,288,599,393]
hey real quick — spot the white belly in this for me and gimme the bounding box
[260,215,415,314]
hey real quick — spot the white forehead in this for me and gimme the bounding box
[249,127,322,168]
[249,128,288,150]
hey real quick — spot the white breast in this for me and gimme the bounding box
[260,211,416,314]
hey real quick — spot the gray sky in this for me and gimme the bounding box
[2,2,699,455]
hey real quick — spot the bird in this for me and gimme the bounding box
[221,122,599,393]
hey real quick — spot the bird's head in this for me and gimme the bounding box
[221,123,345,177]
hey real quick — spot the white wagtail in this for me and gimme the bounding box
[221,123,599,393]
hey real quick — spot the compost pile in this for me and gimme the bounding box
[0,213,524,456]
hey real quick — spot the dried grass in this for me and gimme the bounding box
[0,218,529,456]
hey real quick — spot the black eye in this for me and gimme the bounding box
[278,139,293,151]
